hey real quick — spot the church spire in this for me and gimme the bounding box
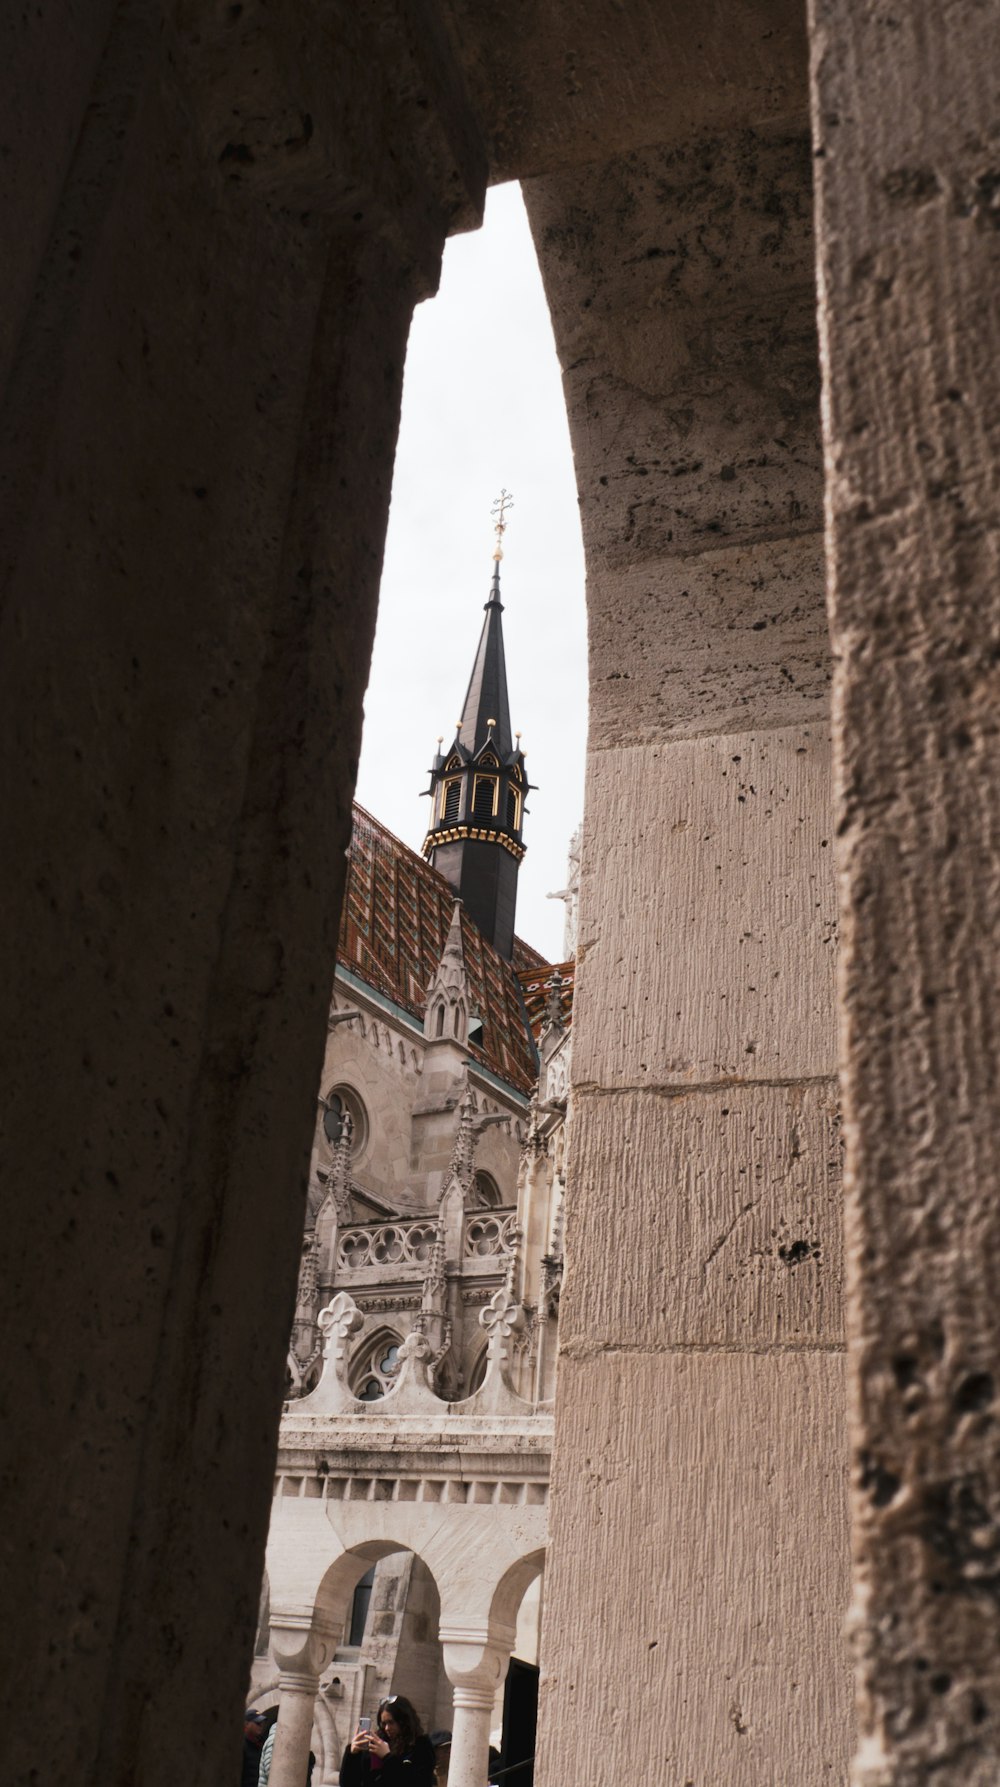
[422,491,529,961]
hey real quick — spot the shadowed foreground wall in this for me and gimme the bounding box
[813,3,1000,1780]
[0,5,484,1780]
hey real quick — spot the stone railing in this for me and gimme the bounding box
[337,1218,438,1271]
[463,1209,518,1260]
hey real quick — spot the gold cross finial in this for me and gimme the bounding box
[491,488,514,560]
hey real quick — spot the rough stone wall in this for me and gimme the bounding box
[811,4,1000,1781]
[0,6,484,1783]
[526,124,852,1783]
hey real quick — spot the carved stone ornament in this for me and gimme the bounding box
[291,1292,364,1416]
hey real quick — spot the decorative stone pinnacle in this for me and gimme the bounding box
[544,969,565,1031]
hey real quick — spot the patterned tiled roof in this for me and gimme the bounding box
[339,805,545,1093]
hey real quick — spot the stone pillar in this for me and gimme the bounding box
[441,1627,513,1787]
[269,1624,336,1787]
[0,9,485,1786]
[810,5,1000,1782]
[526,120,851,1785]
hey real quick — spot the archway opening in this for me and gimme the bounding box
[258,1545,450,1786]
[488,1552,547,1787]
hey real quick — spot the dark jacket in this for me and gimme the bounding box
[339,1734,436,1787]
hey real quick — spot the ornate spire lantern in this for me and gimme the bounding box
[422,490,530,959]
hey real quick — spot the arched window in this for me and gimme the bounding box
[472,775,497,818]
[351,1333,403,1401]
[435,1002,445,1038]
[322,1085,368,1155]
[441,779,461,824]
[473,1170,502,1208]
[506,785,521,830]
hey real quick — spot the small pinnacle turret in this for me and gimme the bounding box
[422,492,530,960]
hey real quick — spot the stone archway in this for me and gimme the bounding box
[267,1513,547,1787]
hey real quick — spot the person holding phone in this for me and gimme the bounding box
[339,1694,435,1785]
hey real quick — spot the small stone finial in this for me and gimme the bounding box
[490,487,514,560]
[544,969,565,1032]
[480,1283,524,1344]
[318,1290,365,1347]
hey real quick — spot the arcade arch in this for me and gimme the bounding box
[265,1512,548,1787]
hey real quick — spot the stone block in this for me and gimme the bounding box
[588,531,830,748]
[564,1078,843,1348]
[538,1349,852,1786]
[528,130,822,564]
[573,725,837,1088]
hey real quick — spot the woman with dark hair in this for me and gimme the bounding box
[339,1695,435,1786]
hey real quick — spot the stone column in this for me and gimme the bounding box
[0,8,485,1786]
[269,1623,336,1787]
[810,5,1000,1782]
[441,1626,514,1787]
[526,120,851,1786]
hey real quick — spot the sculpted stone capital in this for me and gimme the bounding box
[440,1620,517,1699]
[270,1616,338,1684]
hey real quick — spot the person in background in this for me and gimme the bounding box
[241,1711,268,1787]
[339,1694,435,1785]
[428,1729,451,1783]
[256,1708,280,1786]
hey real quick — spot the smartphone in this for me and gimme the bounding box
[358,1717,372,1734]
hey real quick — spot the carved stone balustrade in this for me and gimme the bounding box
[337,1217,438,1273]
[462,1208,517,1267]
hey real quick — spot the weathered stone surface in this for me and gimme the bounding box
[573,726,837,1089]
[588,533,830,748]
[566,1079,843,1348]
[0,8,484,1784]
[812,2,1000,1778]
[526,128,822,568]
[527,98,849,1787]
[537,1350,852,1785]
[442,0,809,180]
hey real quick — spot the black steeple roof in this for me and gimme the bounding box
[421,503,530,961]
[456,559,512,756]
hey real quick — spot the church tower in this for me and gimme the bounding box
[422,492,528,960]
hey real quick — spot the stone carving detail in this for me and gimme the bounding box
[463,1210,518,1259]
[544,968,565,1033]
[319,1290,365,1345]
[286,1230,323,1398]
[293,1291,366,1415]
[316,1108,354,1223]
[480,1285,523,1344]
[445,1083,513,1205]
[355,1293,422,1313]
[338,1217,437,1270]
[423,900,469,1043]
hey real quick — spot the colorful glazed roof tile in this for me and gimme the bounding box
[339,805,546,1093]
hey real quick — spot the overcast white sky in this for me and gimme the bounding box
[355,182,587,964]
